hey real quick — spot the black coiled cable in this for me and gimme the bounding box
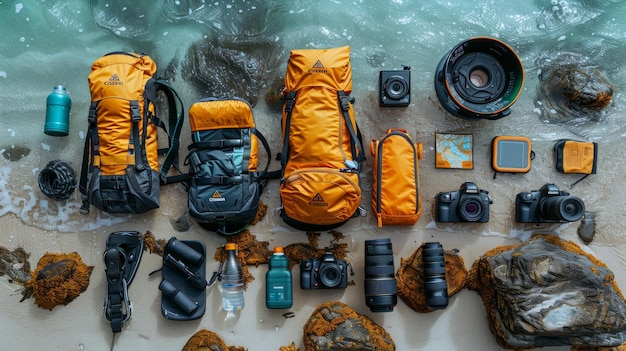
[38,160,77,200]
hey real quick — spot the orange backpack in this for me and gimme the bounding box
[79,52,184,214]
[279,46,365,231]
[371,129,423,226]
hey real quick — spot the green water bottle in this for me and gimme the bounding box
[266,246,292,309]
[44,85,72,136]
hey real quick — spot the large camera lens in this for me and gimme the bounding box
[540,195,585,222]
[422,242,448,310]
[459,196,485,222]
[364,239,397,312]
[384,76,409,100]
[434,37,524,120]
[318,263,343,288]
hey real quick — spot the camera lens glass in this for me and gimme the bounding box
[384,76,409,100]
[458,196,484,222]
[469,68,490,88]
[540,195,585,222]
[318,264,342,288]
[364,239,397,312]
[422,242,448,310]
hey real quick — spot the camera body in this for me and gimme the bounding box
[435,182,492,223]
[516,183,585,223]
[300,251,349,289]
[379,67,411,107]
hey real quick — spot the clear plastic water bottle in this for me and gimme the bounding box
[44,85,72,136]
[266,246,292,309]
[221,243,244,311]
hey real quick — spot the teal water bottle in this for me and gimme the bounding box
[44,85,72,136]
[266,246,292,309]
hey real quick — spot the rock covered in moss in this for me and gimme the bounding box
[303,301,395,351]
[395,244,467,313]
[468,235,626,349]
[23,252,93,310]
[181,329,230,351]
[537,52,614,124]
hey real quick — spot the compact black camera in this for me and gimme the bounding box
[516,183,585,223]
[435,182,492,222]
[379,66,411,107]
[300,251,350,289]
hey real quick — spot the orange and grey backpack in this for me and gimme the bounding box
[371,129,423,227]
[185,97,275,235]
[278,46,366,231]
[79,52,184,214]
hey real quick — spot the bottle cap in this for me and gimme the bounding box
[273,246,284,254]
[225,243,237,251]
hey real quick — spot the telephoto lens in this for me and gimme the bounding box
[422,242,448,310]
[159,280,199,315]
[364,238,397,312]
[165,237,203,265]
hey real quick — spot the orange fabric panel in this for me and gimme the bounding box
[280,169,361,225]
[88,53,159,174]
[189,99,255,132]
[284,46,352,93]
[371,129,422,227]
[562,141,595,174]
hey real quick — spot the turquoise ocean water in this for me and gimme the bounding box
[2,0,625,240]
[1,1,626,350]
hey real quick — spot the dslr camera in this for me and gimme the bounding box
[435,181,492,223]
[516,183,585,223]
[379,66,411,107]
[300,251,350,289]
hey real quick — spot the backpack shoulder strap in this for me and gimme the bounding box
[252,128,281,180]
[144,79,186,184]
[337,90,365,165]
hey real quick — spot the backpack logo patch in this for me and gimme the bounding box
[309,193,328,207]
[209,190,226,202]
[309,60,327,74]
[104,73,124,86]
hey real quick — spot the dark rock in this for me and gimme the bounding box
[537,52,614,124]
[0,246,31,284]
[468,235,626,349]
[578,211,597,244]
[181,36,285,107]
[303,301,395,351]
[1,145,30,161]
[171,212,192,232]
[396,244,467,313]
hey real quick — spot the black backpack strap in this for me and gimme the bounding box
[103,231,144,334]
[338,90,366,165]
[252,128,280,180]
[280,91,297,177]
[79,101,100,215]
[144,78,186,185]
